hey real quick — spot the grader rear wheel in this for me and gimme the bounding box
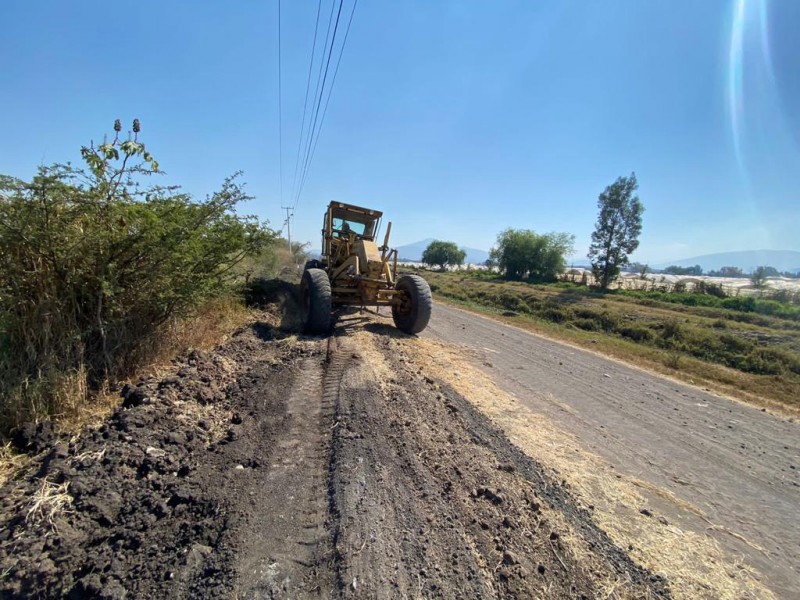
[392,274,432,334]
[302,268,332,334]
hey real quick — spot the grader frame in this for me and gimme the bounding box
[301,201,432,334]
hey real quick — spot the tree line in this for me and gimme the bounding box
[654,264,797,279]
[423,173,644,289]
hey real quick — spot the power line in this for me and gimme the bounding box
[293,0,342,211]
[277,0,284,206]
[278,0,358,239]
[290,0,323,203]
[300,0,359,200]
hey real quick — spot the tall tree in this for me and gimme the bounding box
[588,173,644,289]
[491,229,574,281]
[749,266,771,289]
[421,240,466,270]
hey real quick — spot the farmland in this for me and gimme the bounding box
[421,270,800,411]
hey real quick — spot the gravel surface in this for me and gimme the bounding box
[424,302,800,598]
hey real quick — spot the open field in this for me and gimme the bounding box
[421,270,800,411]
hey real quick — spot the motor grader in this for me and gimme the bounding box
[301,201,432,335]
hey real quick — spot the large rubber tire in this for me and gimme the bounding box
[302,268,332,334]
[392,274,433,334]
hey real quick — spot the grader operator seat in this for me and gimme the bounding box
[323,202,383,271]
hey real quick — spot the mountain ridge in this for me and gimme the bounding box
[653,250,800,273]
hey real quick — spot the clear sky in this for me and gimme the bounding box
[1,0,798,263]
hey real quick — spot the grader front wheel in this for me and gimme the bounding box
[302,268,332,334]
[392,274,433,334]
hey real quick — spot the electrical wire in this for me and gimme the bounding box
[293,0,342,210]
[299,0,359,201]
[277,0,284,206]
[290,0,323,203]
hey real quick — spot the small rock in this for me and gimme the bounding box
[640,508,653,517]
[146,447,166,458]
[164,432,186,445]
[121,385,148,408]
[234,464,245,470]
[502,550,518,565]
[12,420,57,453]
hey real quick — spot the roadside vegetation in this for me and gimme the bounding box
[0,123,283,436]
[422,270,800,410]
[587,173,644,289]
[421,240,465,271]
[415,172,800,409]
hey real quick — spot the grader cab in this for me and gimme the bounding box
[301,201,432,335]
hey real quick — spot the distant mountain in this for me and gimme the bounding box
[654,250,800,273]
[395,238,490,265]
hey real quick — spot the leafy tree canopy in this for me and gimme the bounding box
[588,173,644,289]
[422,240,466,270]
[707,266,744,278]
[663,265,703,276]
[490,229,574,282]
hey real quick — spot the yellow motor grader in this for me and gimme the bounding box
[301,201,432,335]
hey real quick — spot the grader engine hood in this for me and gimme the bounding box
[354,239,383,278]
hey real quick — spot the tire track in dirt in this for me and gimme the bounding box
[235,350,336,599]
[324,317,671,599]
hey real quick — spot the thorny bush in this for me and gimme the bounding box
[0,126,276,433]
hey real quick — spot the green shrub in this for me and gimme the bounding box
[0,131,276,431]
[618,326,654,343]
[660,319,683,341]
[573,318,600,332]
[739,348,789,376]
[499,292,529,313]
[718,333,754,355]
[721,296,756,313]
[541,307,572,323]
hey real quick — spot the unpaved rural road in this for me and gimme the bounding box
[0,295,796,599]
[425,302,800,598]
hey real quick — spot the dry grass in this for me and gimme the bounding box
[25,477,73,530]
[53,296,253,435]
[351,331,660,599]
[423,272,800,417]
[401,335,775,600]
[0,296,256,488]
[0,442,30,488]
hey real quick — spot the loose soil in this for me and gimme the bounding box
[0,306,674,599]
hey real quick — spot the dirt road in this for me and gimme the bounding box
[1,310,672,599]
[0,297,794,599]
[424,302,800,598]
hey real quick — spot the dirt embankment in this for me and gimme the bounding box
[0,307,673,598]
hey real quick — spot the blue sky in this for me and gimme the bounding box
[1,0,798,263]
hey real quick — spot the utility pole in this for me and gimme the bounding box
[281,206,292,253]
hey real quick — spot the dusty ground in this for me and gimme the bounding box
[0,294,792,598]
[424,302,799,598]
[1,311,671,598]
